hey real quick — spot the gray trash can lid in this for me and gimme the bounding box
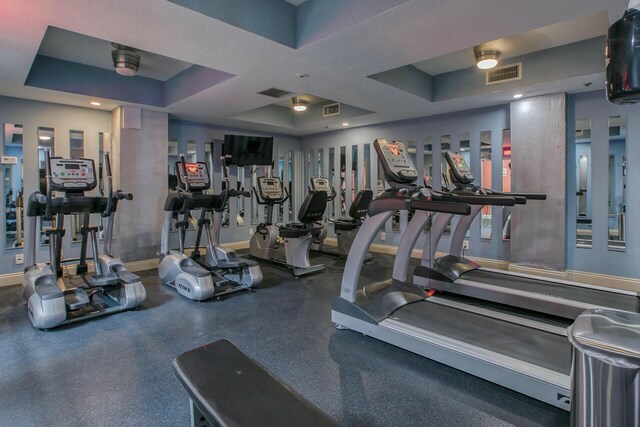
[568,309,640,367]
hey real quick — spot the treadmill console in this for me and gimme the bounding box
[49,158,97,192]
[373,139,418,184]
[176,162,211,191]
[311,177,331,192]
[257,177,284,200]
[444,152,475,185]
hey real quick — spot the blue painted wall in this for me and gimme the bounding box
[300,105,511,260]
[567,91,640,279]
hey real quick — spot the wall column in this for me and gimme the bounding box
[110,107,168,262]
[510,93,566,270]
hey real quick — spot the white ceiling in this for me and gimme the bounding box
[414,12,611,76]
[0,0,628,136]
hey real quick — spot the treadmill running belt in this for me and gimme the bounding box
[463,270,640,313]
[391,301,572,375]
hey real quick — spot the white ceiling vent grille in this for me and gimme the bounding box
[323,103,340,117]
[486,63,522,85]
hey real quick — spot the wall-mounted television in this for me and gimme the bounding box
[223,134,274,166]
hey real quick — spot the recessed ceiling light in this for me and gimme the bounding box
[513,94,523,99]
[90,101,101,106]
[342,122,349,126]
[38,135,51,141]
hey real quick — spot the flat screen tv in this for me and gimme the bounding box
[223,134,273,166]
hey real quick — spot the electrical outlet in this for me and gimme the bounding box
[462,240,469,250]
[15,254,24,265]
[249,227,254,235]
[380,232,386,241]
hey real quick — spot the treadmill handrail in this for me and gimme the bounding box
[431,189,516,206]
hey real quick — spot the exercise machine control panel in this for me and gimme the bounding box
[257,177,284,200]
[49,158,97,191]
[176,162,211,191]
[373,139,418,184]
[311,177,331,192]
[444,152,475,185]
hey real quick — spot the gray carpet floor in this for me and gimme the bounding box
[0,252,568,426]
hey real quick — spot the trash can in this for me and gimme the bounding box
[568,308,640,427]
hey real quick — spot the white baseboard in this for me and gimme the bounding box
[3,241,639,293]
[0,271,24,288]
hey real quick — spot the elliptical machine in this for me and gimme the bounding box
[309,177,373,260]
[23,151,146,329]
[250,175,327,277]
[158,156,261,301]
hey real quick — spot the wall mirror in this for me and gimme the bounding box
[98,132,105,195]
[317,149,323,178]
[306,150,312,187]
[608,115,626,251]
[38,127,55,245]
[502,130,512,241]
[351,145,358,202]
[440,135,452,235]
[480,131,492,239]
[236,166,245,226]
[69,130,85,242]
[287,151,294,221]
[277,150,284,223]
[575,120,592,248]
[328,147,335,217]
[340,146,346,215]
[220,151,230,229]
[168,139,179,190]
[363,144,371,189]
[440,135,451,188]
[459,133,472,238]
[186,140,197,163]
[422,137,433,233]
[70,130,84,159]
[4,123,24,249]
[423,137,433,187]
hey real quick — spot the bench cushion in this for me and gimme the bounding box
[172,339,338,427]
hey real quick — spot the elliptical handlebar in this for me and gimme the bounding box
[179,154,191,193]
[103,151,133,217]
[44,149,53,221]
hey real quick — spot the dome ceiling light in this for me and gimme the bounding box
[111,43,141,76]
[474,46,500,70]
[292,96,309,112]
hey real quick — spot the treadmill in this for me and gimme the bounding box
[413,151,640,320]
[333,139,579,411]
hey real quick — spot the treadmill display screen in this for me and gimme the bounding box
[65,164,80,169]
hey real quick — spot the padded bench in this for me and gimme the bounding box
[172,339,339,427]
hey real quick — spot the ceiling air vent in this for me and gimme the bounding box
[486,63,522,85]
[323,103,340,117]
[257,88,292,98]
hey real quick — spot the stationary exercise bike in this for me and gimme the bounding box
[158,156,262,301]
[309,177,374,260]
[250,175,327,277]
[23,151,146,329]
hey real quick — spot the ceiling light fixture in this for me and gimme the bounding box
[38,135,51,141]
[292,96,309,112]
[474,46,500,70]
[111,43,141,77]
[342,122,349,126]
[513,94,523,99]
[90,101,101,106]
